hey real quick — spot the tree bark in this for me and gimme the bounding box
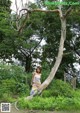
[71,77,77,89]
[38,15,66,92]
[64,71,67,82]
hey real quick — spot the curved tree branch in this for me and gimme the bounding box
[64,6,72,18]
[20,8,59,13]
[18,12,30,34]
[18,8,59,34]
[39,17,66,92]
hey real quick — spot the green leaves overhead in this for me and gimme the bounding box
[0,0,11,12]
[0,0,80,74]
[0,0,17,59]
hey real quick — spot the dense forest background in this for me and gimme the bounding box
[0,0,80,111]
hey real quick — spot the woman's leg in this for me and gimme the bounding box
[30,86,38,96]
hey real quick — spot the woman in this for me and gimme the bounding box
[30,66,42,96]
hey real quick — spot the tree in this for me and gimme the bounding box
[11,8,45,72]
[41,5,80,80]
[0,0,16,61]
[0,1,44,72]
[14,0,74,93]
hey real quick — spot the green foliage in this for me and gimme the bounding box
[0,0,11,12]
[0,0,80,111]
[0,0,17,60]
[0,79,16,95]
[0,64,30,100]
[16,79,80,110]
[18,94,80,110]
[42,80,73,97]
[26,73,32,87]
[41,67,50,82]
[73,89,80,98]
[0,64,80,110]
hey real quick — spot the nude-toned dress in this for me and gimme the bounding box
[30,72,41,96]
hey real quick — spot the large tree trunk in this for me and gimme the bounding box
[39,17,66,92]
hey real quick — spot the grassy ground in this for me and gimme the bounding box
[0,105,80,113]
[39,111,80,113]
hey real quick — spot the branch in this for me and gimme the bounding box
[65,41,80,57]
[18,8,59,34]
[20,37,43,56]
[65,69,72,77]
[30,37,43,55]
[19,48,30,56]
[63,52,72,56]
[64,6,72,18]
[20,8,59,13]
[19,9,29,13]
[15,0,18,14]
[19,13,28,20]
[18,12,29,34]
[31,9,59,13]
[15,0,21,30]
[18,8,59,33]
[21,0,24,8]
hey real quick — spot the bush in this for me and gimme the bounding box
[16,82,29,96]
[42,79,73,97]
[18,95,80,110]
[17,80,80,110]
[0,79,16,98]
[0,64,30,100]
[1,63,80,111]
[41,69,50,82]
[73,89,80,98]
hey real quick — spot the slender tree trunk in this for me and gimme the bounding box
[25,56,32,72]
[64,71,67,82]
[71,77,77,89]
[39,17,66,92]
